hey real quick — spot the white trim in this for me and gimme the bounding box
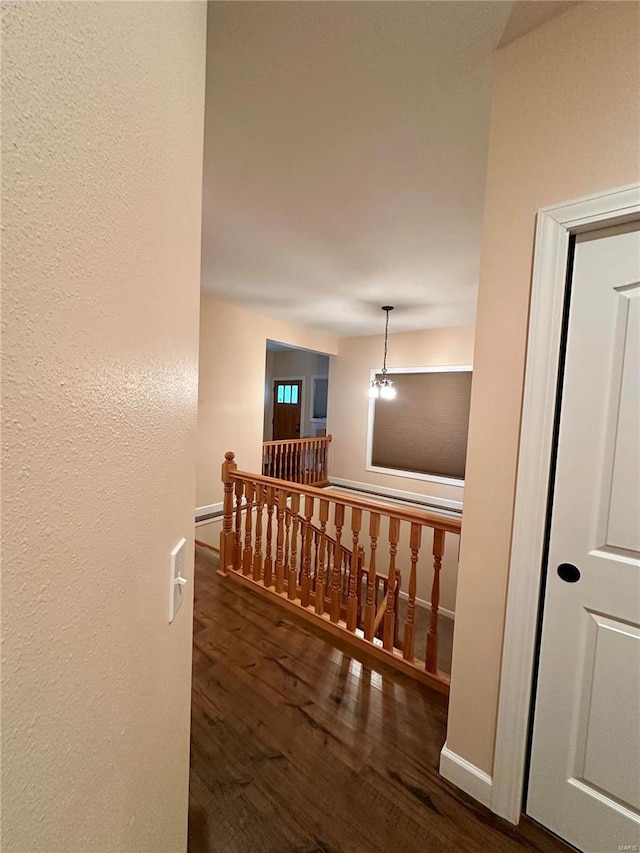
[366,463,464,488]
[328,476,463,516]
[439,743,493,808]
[398,590,455,621]
[195,502,223,528]
[491,182,640,824]
[195,517,221,529]
[195,502,223,518]
[365,365,472,488]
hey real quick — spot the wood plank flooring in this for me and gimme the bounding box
[189,545,572,853]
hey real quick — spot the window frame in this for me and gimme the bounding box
[365,364,472,487]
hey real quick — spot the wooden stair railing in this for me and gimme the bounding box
[219,451,461,694]
[284,506,402,638]
[262,435,332,487]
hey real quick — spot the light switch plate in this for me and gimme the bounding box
[169,537,187,623]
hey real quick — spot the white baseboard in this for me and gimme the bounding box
[195,502,223,527]
[328,477,462,517]
[398,590,455,620]
[439,743,493,808]
[195,502,222,517]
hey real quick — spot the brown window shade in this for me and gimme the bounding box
[371,370,472,480]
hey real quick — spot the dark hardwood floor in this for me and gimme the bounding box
[189,545,572,853]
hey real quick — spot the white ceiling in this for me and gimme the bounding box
[201,1,576,338]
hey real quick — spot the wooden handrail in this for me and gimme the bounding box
[263,434,333,447]
[219,450,458,694]
[234,468,461,535]
[373,594,388,635]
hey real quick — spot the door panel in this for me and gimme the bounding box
[527,225,640,852]
[272,380,302,440]
[579,614,640,808]
[606,289,639,552]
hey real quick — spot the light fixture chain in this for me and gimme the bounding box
[382,308,389,374]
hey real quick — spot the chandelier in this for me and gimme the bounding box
[369,306,396,400]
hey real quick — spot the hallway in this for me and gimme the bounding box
[189,545,571,853]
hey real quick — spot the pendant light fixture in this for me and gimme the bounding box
[369,306,396,400]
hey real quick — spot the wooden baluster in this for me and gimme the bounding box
[313,532,319,588]
[403,524,422,661]
[219,452,237,574]
[383,517,400,650]
[315,500,329,615]
[233,479,243,571]
[289,492,300,599]
[264,486,275,587]
[287,442,293,482]
[346,508,362,632]
[330,504,345,622]
[300,495,314,607]
[394,570,402,646]
[356,545,365,628]
[242,482,254,576]
[364,512,380,640]
[426,529,445,674]
[253,483,264,581]
[274,488,286,593]
[283,497,292,592]
[326,540,334,610]
[342,549,348,604]
[375,576,385,641]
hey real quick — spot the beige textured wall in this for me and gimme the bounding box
[197,298,338,509]
[1,3,206,851]
[446,1,640,775]
[328,326,475,502]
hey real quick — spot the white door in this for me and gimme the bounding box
[527,223,640,853]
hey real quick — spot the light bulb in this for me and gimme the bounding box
[380,383,396,400]
[369,383,380,399]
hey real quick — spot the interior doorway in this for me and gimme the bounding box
[491,183,640,844]
[263,341,330,441]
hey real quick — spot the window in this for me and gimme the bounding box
[276,383,299,405]
[310,376,328,420]
[367,366,472,485]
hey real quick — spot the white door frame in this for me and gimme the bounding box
[490,182,640,824]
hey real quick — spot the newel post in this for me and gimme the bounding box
[219,451,237,575]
